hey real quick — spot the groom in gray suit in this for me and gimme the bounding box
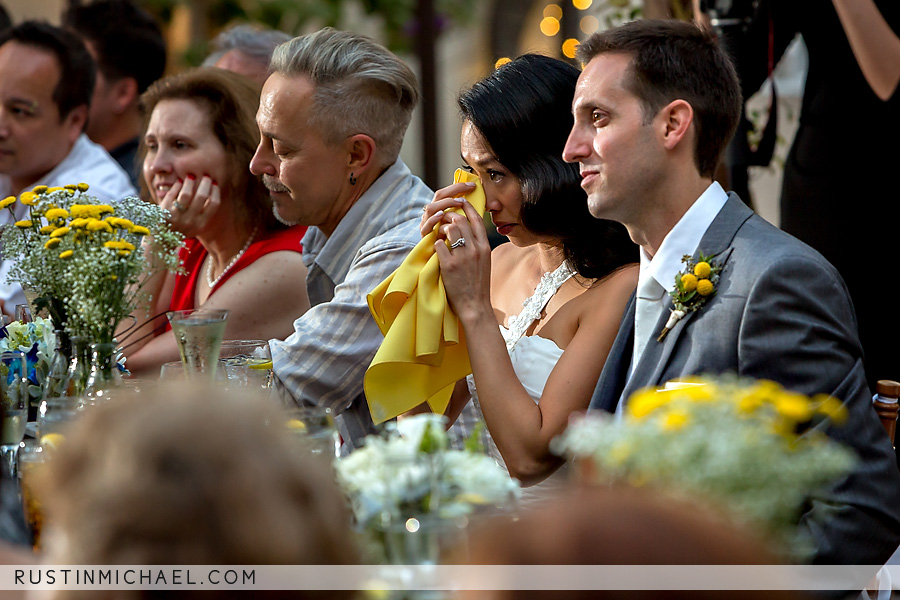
[563,19,900,566]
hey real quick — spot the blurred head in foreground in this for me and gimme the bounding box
[461,485,804,600]
[37,383,358,599]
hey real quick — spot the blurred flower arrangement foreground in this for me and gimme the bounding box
[553,376,857,560]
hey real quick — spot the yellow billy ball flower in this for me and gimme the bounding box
[39,225,55,234]
[131,225,150,236]
[18,192,36,206]
[0,196,15,209]
[814,394,848,425]
[694,262,712,279]
[693,261,711,279]
[14,220,32,228]
[696,279,714,296]
[31,185,48,194]
[681,273,698,292]
[47,186,64,193]
[44,208,69,221]
[59,250,74,259]
[44,238,61,249]
[76,183,89,192]
[627,389,668,420]
[50,227,70,238]
[63,184,77,191]
[661,409,690,431]
[773,392,813,423]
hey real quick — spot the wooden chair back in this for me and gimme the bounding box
[873,380,900,445]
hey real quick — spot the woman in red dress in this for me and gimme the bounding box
[122,68,309,376]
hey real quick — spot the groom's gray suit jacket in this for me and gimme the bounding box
[591,194,900,565]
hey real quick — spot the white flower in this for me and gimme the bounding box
[335,414,520,528]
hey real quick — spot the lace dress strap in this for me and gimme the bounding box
[502,262,575,349]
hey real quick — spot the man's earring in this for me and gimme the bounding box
[349,173,357,186]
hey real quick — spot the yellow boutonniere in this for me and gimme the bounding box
[658,252,723,341]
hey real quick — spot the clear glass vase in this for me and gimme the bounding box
[83,342,122,405]
[41,331,69,400]
[64,336,90,398]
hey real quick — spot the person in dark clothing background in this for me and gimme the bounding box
[696,0,900,391]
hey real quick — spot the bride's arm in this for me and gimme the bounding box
[436,200,636,485]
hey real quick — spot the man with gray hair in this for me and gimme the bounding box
[250,27,432,451]
[203,23,290,86]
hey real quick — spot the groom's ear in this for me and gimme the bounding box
[659,99,693,151]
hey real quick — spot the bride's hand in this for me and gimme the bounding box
[420,181,476,238]
[158,174,221,238]
[433,199,493,323]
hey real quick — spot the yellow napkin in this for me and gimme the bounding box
[365,169,486,424]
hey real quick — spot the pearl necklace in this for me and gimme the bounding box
[206,226,258,289]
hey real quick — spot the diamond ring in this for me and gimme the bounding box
[172,200,184,211]
[450,237,466,250]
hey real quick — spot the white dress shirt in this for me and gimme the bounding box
[620,182,729,412]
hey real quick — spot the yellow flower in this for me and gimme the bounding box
[44,208,69,221]
[814,394,848,425]
[681,273,698,292]
[50,227,70,238]
[69,218,88,229]
[104,240,135,252]
[18,192,36,206]
[39,225,55,235]
[69,204,96,218]
[675,384,715,403]
[114,218,134,231]
[0,196,15,209]
[131,225,150,236]
[696,279,714,296]
[96,204,114,215]
[76,183,89,192]
[87,220,113,233]
[43,238,60,249]
[31,185,48,195]
[661,409,690,431]
[772,392,813,423]
[694,261,711,279]
[46,186,63,193]
[59,250,74,259]
[117,250,131,257]
[14,220,32,228]
[627,389,668,420]
[63,184,77,191]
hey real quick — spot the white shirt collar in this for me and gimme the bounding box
[639,181,728,295]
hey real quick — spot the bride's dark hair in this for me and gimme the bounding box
[458,54,637,280]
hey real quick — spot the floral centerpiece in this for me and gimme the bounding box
[0,316,54,402]
[335,414,520,563]
[552,376,857,560]
[0,184,183,353]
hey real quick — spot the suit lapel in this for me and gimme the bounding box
[589,291,636,412]
[622,194,752,399]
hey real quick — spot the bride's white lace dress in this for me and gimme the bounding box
[449,262,575,504]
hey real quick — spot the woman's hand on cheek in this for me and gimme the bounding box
[159,174,221,239]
